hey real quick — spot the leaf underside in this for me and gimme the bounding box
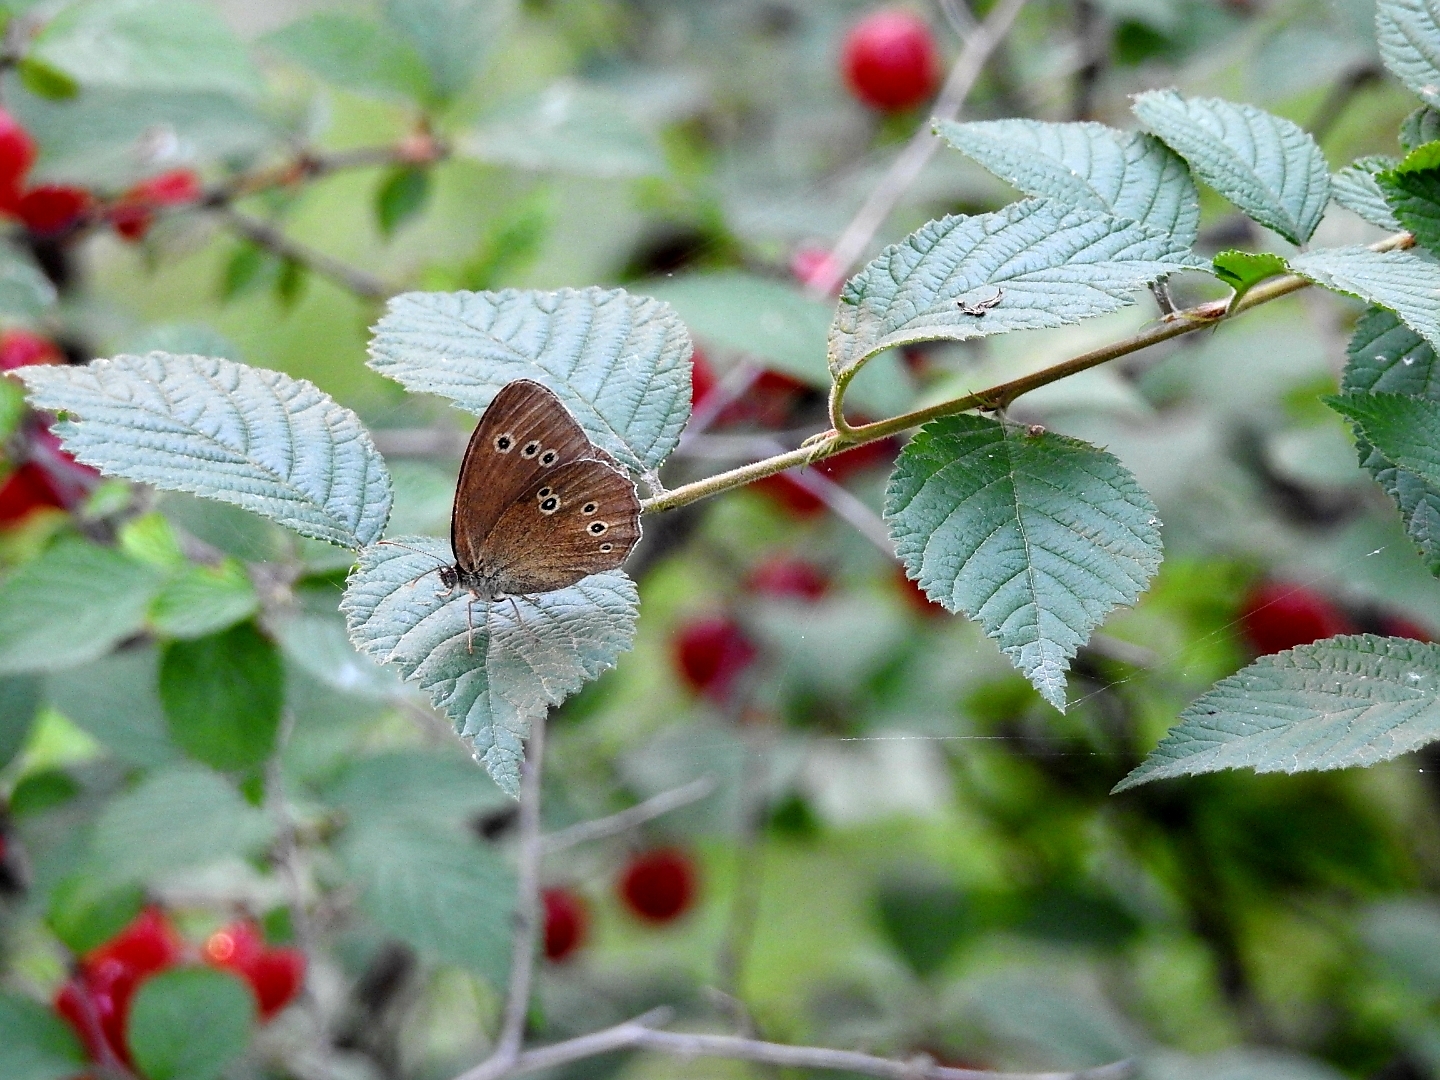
[1132,89,1330,245]
[18,353,392,549]
[1290,247,1440,354]
[340,537,638,795]
[1378,0,1440,110]
[828,197,1201,375]
[368,287,692,473]
[1115,635,1440,790]
[884,415,1163,711]
[1331,157,1402,231]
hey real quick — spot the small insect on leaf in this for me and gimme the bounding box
[957,287,1004,317]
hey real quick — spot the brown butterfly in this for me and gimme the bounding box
[391,379,642,648]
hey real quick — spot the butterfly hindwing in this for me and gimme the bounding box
[452,380,597,573]
[481,458,642,595]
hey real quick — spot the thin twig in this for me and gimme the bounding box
[809,0,1030,296]
[218,207,396,301]
[541,777,717,855]
[494,713,548,1063]
[938,0,980,40]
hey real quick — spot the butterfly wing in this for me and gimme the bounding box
[452,380,599,573]
[481,458,642,595]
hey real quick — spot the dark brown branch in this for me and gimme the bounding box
[218,207,396,301]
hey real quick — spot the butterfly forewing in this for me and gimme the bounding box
[481,459,642,595]
[452,380,597,573]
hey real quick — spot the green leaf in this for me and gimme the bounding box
[1290,246,1440,352]
[18,354,393,550]
[1378,142,1440,253]
[342,817,514,983]
[1114,635,1440,790]
[1402,107,1440,151]
[46,646,181,768]
[640,270,913,418]
[369,288,692,473]
[150,560,259,639]
[0,674,40,769]
[1331,157,1402,231]
[1329,390,1440,490]
[884,415,1162,711]
[219,243,272,302]
[1378,0,1440,110]
[1361,900,1440,997]
[46,875,145,954]
[270,610,399,699]
[340,537,638,794]
[86,765,273,886]
[0,992,88,1080]
[461,81,666,179]
[0,536,165,675]
[376,165,431,237]
[1212,250,1290,305]
[383,0,514,103]
[29,0,260,99]
[828,198,1200,377]
[159,622,284,772]
[128,967,255,1080]
[0,241,56,321]
[1131,89,1330,245]
[261,12,433,102]
[936,118,1200,247]
[330,749,510,828]
[17,58,78,100]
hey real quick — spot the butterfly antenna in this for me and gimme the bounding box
[376,539,449,587]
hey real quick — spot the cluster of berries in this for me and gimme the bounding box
[541,847,699,963]
[0,107,201,240]
[52,907,304,1070]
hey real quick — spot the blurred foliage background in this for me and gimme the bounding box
[7,1,1440,1079]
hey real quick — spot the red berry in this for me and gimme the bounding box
[691,347,718,411]
[18,184,92,236]
[203,920,305,1019]
[745,557,830,601]
[110,168,203,242]
[790,244,843,295]
[1239,581,1355,655]
[542,887,589,962]
[618,848,698,924]
[0,463,64,524]
[0,329,63,371]
[0,110,37,189]
[895,564,945,616]
[841,8,941,112]
[674,616,757,700]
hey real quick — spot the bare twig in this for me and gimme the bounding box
[809,0,1030,296]
[541,777,717,855]
[494,713,548,1064]
[218,207,396,301]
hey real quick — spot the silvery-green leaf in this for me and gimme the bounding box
[29,0,260,99]
[85,765,274,885]
[0,675,40,770]
[462,81,666,179]
[383,0,515,103]
[884,415,1162,711]
[1378,0,1440,109]
[261,12,433,103]
[1332,157,1403,230]
[829,198,1200,376]
[1115,635,1440,790]
[1291,246,1440,352]
[46,647,181,769]
[1403,107,1440,151]
[340,537,638,795]
[369,288,691,472]
[0,537,165,675]
[936,118,1200,247]
[0,992,88,1080]
[1132,90,1330,245]
[0,242,55,321]
[18,354,392,550]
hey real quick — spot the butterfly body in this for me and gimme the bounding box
[438,379,641,621]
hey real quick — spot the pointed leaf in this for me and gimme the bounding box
[368,288,692,473]
[0,992,88,1080]
[261,12,433,102]
[1378,142,1440,253]
[128,967,254,1080]
[17,353,392,549]
[376,165,431,236]
[828,198,1201,376]
[884,415,1162,711]
[1290,246,1440,352]
[1212,250,1289,305]
[1331,157,1402,231]
[340,537,638,794]
[1378,0,1440,110]
[1132,90,1329,245]
[936,118,1199,246]
[1115,635,1440,790]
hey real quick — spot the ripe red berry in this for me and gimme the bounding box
[691,346,718,412]
[0,110,36,191]
[203,920,305,1019]
[0,329,63,371]
[0,463,65,524]
[542,887,589,962]
[618,848,698,924]
[675,616,757,700]
[841,8,941,112]
[1239,581,1355,655]
[17,184,92,236]
[110,168,203,242]
[745,557,830,601]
